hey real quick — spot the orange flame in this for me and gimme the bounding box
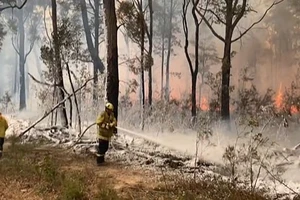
[274,83,298,114]
[291,105,298,114]
[275,83,283,110]
[200,97,209,111]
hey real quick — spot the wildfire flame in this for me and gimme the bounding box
[274,83,298,114]
[200,97,209,111]
[275,83,283,110]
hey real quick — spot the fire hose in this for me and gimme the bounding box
[69,123,180,152]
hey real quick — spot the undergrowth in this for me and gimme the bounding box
[0,139,272,200]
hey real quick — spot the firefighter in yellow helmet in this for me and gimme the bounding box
[0,112,8,158]
[95,102,117,165]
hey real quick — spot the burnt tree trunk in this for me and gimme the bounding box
[191,0,199,118]
[17,8,26,110]
[191,73,197,117]
[182,0,199,119]
[160,0,166,101]
[103,0,119,120]
[165,0,173,102]
[139,0,145,130]
[51,0,68,127]
[14,46,18,96]
[148,0,153,106]
[221,7,233,121]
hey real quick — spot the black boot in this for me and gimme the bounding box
[97,154,105,166]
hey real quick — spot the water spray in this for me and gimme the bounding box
[70,123,184,153]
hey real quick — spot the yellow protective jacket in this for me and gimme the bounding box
[0,114,8,138]
[96,111,117,140]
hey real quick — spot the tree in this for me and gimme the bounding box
[182,0,204,118]
[51,0,68,127]
[198,33,219,109]
[196,0,283,120]
[5,0,41,110]
[0,0,28,51]
[152,0,181,101]
[264,0,300,68]
[103,0,119,120]
[148,0,153,105]
[80,0,105,102]
[117,0,148,129]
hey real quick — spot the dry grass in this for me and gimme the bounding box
[0,138,271,200]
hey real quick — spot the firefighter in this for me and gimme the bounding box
[0,112,8,158]
[95,102,117,165]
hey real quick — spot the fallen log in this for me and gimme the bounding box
[67,122,97,149]
[19,78,94,138]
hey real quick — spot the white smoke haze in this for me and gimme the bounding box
[1,0,300,198]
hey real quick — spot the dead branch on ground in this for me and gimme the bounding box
[19,78,93,138]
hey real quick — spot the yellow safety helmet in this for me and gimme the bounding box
[105,102,114,111]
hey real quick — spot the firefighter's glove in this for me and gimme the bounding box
[105,123,110,129]
[109,123,116,128]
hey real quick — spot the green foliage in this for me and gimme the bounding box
[95,185,120,200]
[0,91,12,112]
[41,17,84,83]
[205,71,235,112]
[233,84,275,122]
[117,1,145,46]
[264,0,300,64]
[0,18,6,51]
[223,129,280,192]
[60,173,86,200]
[204,0,254,25]
[152,0,181,55]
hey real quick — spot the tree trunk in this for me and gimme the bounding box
[191,73,197,117]
[191,1,199,118]
[220,10,233,120]
[139,0,145,130]
[17,8,26,110]
[221,42,231,120]
[80,0,105,101]
[93,0,100,101]
[160,0,166,101]
[26,62,30,102]
[51,0,68,127]
[14,50,18,95]
[148,0,153,106]
[165,0,173,102]
[103,0,119,120]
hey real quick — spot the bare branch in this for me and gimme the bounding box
[28,75,57,94]
[43,6,52,45]
[24,40,35,63]
[232,0,247,29]
[28,72,69,96]
[198,7,226,25]
[19,77,94,137]
[182,0,194,74]
[0,0,27,12]
[28,72,55,87]
[231,0,284,43]
[195,7,225,42]
[117,23,125,31]
[11,36,20,55]
[88,0,95,12]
